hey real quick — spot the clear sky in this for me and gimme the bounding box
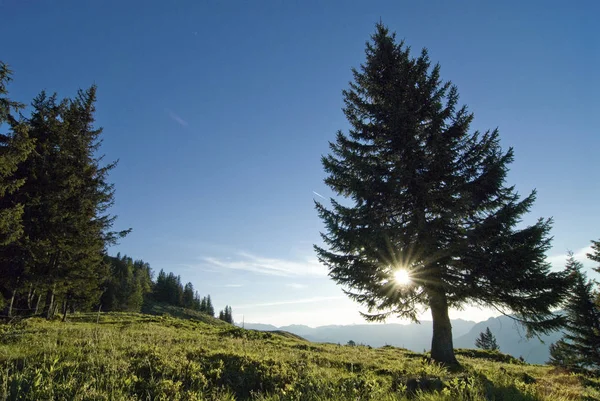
[1,0,598,327]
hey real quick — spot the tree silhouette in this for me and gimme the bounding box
[0,62,34,315]
[549,251,600,371]
[475,327,499,351]
[315,23,569,364]
[219,305,234,324]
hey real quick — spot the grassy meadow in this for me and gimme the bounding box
[0,312,598,401]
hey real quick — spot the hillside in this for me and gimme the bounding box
[1,312,598,400]
[141,302,230,326]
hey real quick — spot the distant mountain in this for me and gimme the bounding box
[242,316,564,365]
[240,323,279,331]
[278,324,317,337]
[242,319,476,352]
[454,315,564,364]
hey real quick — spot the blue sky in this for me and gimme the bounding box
[1,0,598,326]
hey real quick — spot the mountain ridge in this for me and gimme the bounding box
[241,315,564,364]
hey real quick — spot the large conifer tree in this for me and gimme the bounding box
[0,63,33,246]
[0,62,34,314]
[0,86,129,317]
[315,24,569,364]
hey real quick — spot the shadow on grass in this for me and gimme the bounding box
[470,371,541,401]
[455,348,525,364]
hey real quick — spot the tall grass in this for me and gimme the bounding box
[0,313,597,400]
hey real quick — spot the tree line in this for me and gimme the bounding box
[0,62,233,324]
[100,253,233,320]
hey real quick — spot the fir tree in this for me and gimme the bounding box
[153,270,167,302]
[205,295,214,317]
[548,339,579,370]
[0,86,129,318]
[0,62,34,315]
[155,272,181,306]
[182,282,195,309]
[475,327,499,351]
[0,62,33,247]
[587,239,600,274]
[314,23,570,364]
[133,259,153,295]
[549,253,600,371]
[226,305,233,323]
[192,291,202,310]
[219,305,233,323]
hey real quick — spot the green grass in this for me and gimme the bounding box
[141,302,229,326]
[0,312,598,400]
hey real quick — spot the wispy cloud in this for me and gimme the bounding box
[224,284,244,288]
[547,246,595,271]
[166,109,189,127]
[286,283,307,289]
[312,191,326,199]
[202,252,327,277]
[236,296,343,309]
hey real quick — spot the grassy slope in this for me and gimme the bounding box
[0,312,598,401]
[141,302,230,326]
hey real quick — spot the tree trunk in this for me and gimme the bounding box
[44,285,55,319]
[27,284,33,310]
[7,288,17,318]
[34,293,41,315]
[61,299,68,322]
[428,290,458,365]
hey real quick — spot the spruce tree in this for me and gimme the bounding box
[0,62,34,315]
[156,272,183,306]
[153,270,167,302]
[0,62,33,247]
[550,253,600,371]
[227,305,233,323]
[588,239,600,274]
[182,282,195,309]
[192,291,202,310]
[206,295,214,317]
[0,86,129,317]
[314,23,570,364]
[0,91,68,317]
[219,305,233,324]
[475,327,499,351]
[133,259,153,297]
[548,340,579,370]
